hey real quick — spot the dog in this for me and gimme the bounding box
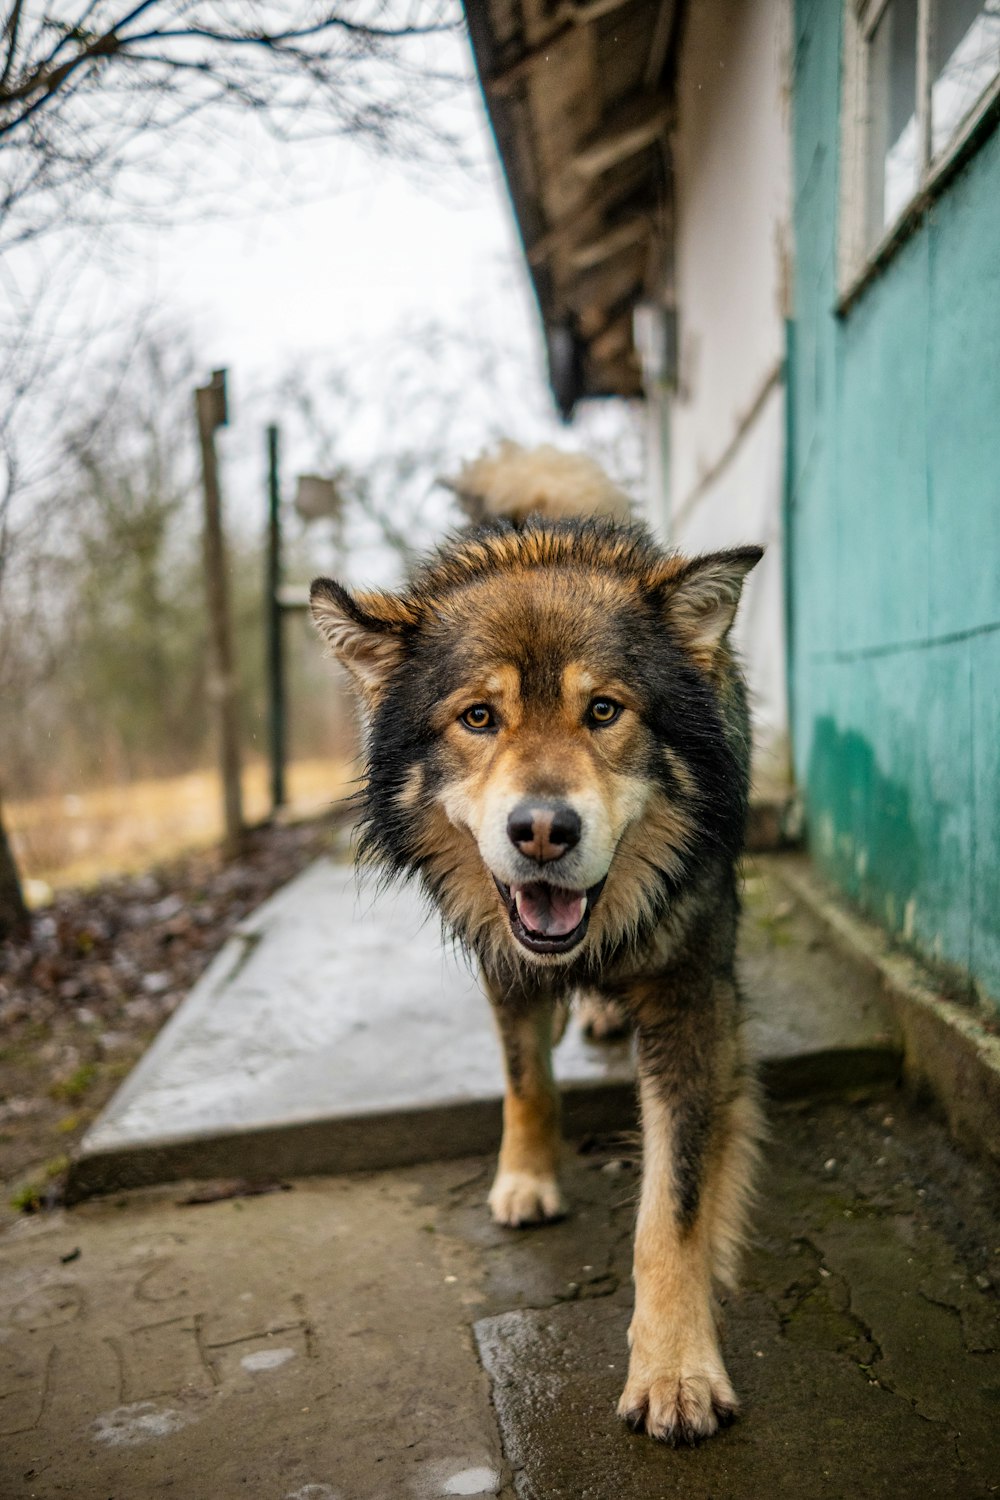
[310,443,763,1445]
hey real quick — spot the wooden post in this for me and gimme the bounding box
[196,369,243,857]
[266,424,287,814]
[0,794,30,941]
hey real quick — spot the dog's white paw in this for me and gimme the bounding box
[488,1170,566,1227]
[617,1362,738,1445]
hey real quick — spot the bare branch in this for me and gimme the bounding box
[1,2,162,110]
[0,0,27,92]
[0,2,467,250]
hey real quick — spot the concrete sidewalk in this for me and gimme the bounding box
[4,853,999,1497]
[69,857,901,1198]
[2,1088,998,1499]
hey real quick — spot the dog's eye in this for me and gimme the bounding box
[587,698,621,727]
[460,704,496,731]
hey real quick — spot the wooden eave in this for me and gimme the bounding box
[464,0,680,415]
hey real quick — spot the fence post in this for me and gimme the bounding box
[0,793,30,941]
[195,369,244,858]
[266,425,287,814]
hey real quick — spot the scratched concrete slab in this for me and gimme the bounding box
[3,1093,999,1500]
[0,1162,509,1500]
[70,857,900,1197]
[69,859,636,1196]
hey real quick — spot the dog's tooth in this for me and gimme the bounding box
[514,888,524,917]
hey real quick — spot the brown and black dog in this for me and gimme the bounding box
[311,445,763,1445]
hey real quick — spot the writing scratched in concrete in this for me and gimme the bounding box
[0,1260,318,1439]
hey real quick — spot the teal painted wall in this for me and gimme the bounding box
[789,0,1000,1006]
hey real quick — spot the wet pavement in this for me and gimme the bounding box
[473,1092,1000,1498]
[6,853,997,1495]
[2,1087,999,1499]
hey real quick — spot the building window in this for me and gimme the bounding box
[840,0,1000,297]
[865,0,920,241]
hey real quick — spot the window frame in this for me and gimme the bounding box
[838,0,1000,312]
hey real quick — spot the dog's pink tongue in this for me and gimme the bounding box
[513,883,586,937]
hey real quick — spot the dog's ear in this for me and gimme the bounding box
[656,546,763,671]
[310,578,416,705]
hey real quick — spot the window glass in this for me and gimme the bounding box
[866,0,920,244]
[931,0,1000,156]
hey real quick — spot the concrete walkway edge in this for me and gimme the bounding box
[774,853,1000,1168]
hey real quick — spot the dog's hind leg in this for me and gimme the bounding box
[617,977,749,1444]
[486,988,566,1228]
[576,986,631,1041]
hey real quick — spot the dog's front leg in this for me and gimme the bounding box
[485,986,565,1227]
[618,988,746,1444]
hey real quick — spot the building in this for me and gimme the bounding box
[464,0,1000,1009]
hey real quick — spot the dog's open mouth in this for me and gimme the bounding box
[493,875,607,955]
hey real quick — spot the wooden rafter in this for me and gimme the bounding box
[589,312,634,363]
[464,0,677,407]
[570,95,669,179]
[526,169,655,265]
[486,0,636,96]
[568,216,650,271]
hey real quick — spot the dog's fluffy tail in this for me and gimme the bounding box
[445,441,632,525]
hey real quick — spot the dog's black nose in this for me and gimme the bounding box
[507,802,581,863]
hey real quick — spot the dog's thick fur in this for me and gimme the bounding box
[311,446,763,1446]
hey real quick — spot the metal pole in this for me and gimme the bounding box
[196,369,244,857]
[267,424,287,813]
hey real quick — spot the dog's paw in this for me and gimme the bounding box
[488,1170,566,1227]
[576,989,631,1041]
[617,1366,738,1446]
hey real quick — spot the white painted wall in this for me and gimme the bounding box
[650,0,792,787]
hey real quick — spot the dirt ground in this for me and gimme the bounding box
[6,759,353,893]
[0,814,348,1223]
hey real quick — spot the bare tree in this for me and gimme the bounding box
[0,0,467,502]
[0,1,466,937]
[271,312,646,576]
[0,2,463,249]
[0,0,465,551]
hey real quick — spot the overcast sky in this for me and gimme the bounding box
[149,113,532,385]
[0,20,641,586]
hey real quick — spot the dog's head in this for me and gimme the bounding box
[311,521,761,977]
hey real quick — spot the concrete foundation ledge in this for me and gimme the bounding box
[65,1081,638,1204]
[773,854,1000,1168]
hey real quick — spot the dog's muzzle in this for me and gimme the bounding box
[492,874,607,955]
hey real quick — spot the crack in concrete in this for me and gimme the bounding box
[914,1284,999,1357]
[770,1234,888,1387]
[917,1287,967,1320]
[214,928,265,989]
[763,1249,978,1469]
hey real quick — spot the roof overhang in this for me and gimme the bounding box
[464,0,680,416]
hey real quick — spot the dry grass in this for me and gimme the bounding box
[7,757,356,897]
